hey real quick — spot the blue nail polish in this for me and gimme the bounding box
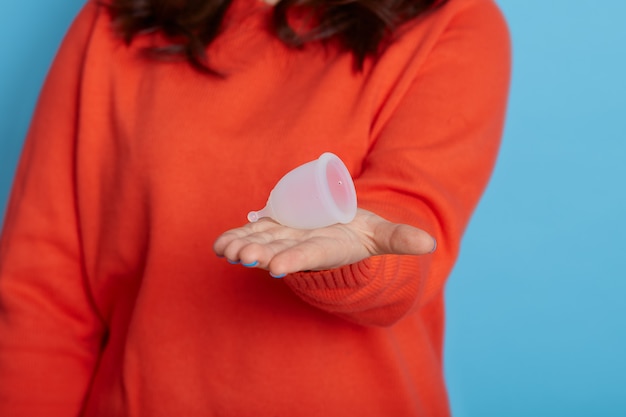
[227,259,240,265]
[242,260,259,268]
[270,272,287,279]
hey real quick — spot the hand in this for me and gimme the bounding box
[213,209,437,278]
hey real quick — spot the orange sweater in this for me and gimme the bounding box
[0,0,510,415]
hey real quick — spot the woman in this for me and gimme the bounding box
[0,0,510,415]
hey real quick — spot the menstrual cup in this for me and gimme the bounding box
[247,152,357,229]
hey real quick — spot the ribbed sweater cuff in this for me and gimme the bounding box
[286,258,375,291]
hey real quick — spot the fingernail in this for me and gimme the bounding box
[227,259,240,265]
[242,260,259,268]
[430,238,438,254]
[270,272,287,279]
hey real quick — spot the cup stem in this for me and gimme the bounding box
[247,204,273,223]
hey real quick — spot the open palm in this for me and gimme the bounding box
[213,209,436,277]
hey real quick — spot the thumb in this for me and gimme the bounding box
[374,222,437,256]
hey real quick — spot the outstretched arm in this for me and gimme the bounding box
[213,0,510,327]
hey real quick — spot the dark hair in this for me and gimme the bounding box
[105,0,445,74]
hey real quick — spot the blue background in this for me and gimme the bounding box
[1,1,624,416]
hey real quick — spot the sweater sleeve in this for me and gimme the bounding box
[285,0,511,326]
[0,3,106,415]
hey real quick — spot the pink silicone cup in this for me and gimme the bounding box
[247,152,357,229]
